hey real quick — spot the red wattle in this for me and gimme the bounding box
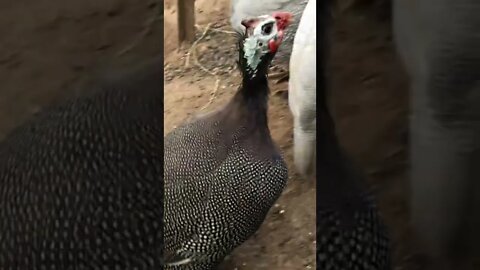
[269,30,284,52]
[268,39,278,52]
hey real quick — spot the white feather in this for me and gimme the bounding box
[288,0,316,179]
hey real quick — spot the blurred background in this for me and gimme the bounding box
[0,0,161,141]
[165,0,411,269]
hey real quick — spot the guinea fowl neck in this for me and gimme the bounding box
[315,0,367,207]
[227,38,273,129]
[227,73,269,131]
[239,73,269,109]
[317,106,344,180]
[317,71,365,210]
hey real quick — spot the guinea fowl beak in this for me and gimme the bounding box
[272,11,293,31]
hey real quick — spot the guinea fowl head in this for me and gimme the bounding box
[237,12,292,81]
[223,12,292,134]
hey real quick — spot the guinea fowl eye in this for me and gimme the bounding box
[262,22,273,35]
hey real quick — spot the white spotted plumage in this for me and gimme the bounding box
[164,118,288,270]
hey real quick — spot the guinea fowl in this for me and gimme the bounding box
[0,57,163,269]
[288,0,316,179]
[316,1,392,269]
[163,12,292,270]
[230,0,307,85]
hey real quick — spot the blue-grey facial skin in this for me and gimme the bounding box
[394,0,480,268]
[243,16,279,74]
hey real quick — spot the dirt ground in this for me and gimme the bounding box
[164,0,412,270]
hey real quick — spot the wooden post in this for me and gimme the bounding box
[177,0,196,45]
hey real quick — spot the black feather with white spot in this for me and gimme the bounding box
[0,58,163,270]
[317,194,391,270]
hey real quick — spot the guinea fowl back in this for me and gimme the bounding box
[164,13,291,269]
[164,57,288,270]
[164,90,286,247]
[316,106,391,270]
[0,57,164,269]
[315,1,391,269]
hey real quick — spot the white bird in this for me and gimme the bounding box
[288,0,316,179]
